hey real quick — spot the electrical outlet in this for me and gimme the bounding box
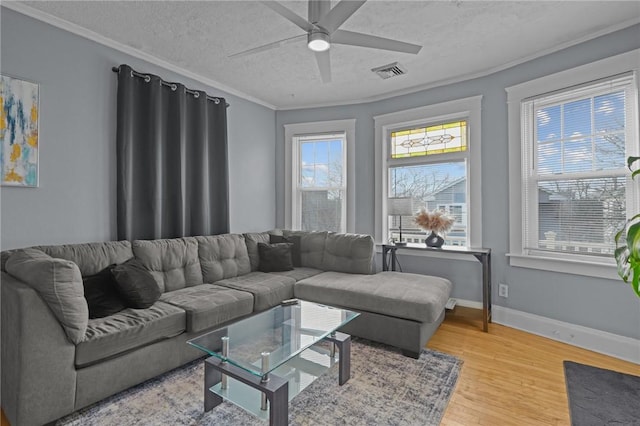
[499,283,509,298]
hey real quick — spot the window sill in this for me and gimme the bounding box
[375,244,480,263]
[507,253,619,280]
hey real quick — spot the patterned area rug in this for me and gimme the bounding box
[564,361,640,426]
[57,339,462,425]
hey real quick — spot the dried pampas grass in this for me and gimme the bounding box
[414,209,455,234]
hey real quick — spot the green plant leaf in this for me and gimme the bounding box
[632,169,640,180]
[627,156,640,169]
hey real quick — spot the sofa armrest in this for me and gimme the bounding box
[1,272,77,426]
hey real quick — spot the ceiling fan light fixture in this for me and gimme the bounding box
[308,31,330,52]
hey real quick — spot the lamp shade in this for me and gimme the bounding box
[387,197,414,216]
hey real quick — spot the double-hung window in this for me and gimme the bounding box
[293,133,346,232]
[284,119,355,233]
[508,50,639,278]
[374,97,482,247]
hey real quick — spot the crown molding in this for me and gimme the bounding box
[2,2,278,110]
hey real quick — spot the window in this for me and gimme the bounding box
[388,120,469,245]
[507,49,639,278]
[374,97,482,247]
[284,120,355,233]
[294,134,346,232]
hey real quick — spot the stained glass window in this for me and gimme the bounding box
[391,120,467,159]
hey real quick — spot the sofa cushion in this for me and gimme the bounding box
[215,272,296,311]
[75,301,186,368]
[282,230,327,269]
[160,284,254,332]
[112,259,161,309]
[269,267,324,282]
[243,232,270,271]
[258,242,294,272]
[196,234,251,282]
[1,241,133,276]
[83,264,127,319]
[6,248,88,344]
[321,233,374,274]
[132,237,203,292]
[294,271,452,323]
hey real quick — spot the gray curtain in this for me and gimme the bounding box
[115,64,229,240]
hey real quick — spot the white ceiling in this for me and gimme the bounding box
[15,1,640,109]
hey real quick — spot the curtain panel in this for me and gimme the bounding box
[115,64,229,241]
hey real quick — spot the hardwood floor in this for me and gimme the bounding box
[1,307,638,426]
[429,307,639,425]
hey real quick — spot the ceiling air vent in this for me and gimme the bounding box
[371,62,407,80]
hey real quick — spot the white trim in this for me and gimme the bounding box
[284,119,356,232]
[493,306,640,364]
[452,298,484,310]
[7,2,638,112]
[374,96,482,246]
[3,2,277,110]
[507,49,640,277]
[507,253,619,280]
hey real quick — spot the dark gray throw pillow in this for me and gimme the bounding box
[83,264,127,319]
[258,242,294,272]
[112,259,161,309]
[270,234,302,267]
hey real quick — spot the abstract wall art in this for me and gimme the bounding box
[1,74,39,187]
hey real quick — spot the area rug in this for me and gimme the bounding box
[57,339,462,425]
[564,360,640,426]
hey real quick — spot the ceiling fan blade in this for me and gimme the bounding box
[318,0,367,34]
[261,1,315,32]
[314,50,332,83]
[332,29,422,54]
[229,34,306,58]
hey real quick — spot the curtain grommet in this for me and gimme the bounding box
[214,98,220,104]
[171,84,177,91]
[194,92,200,99]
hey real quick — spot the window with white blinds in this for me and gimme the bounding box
[521,73,638,259]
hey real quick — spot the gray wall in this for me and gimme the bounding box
[0,8,276,249]
[276,24,640,339]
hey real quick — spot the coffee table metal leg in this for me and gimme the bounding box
[269,383,288,426]
[325,332,351,386]
[204,360,223,412]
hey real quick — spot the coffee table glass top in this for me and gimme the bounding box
[188,300,359,378]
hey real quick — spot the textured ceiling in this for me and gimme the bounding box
[16,1,640,109]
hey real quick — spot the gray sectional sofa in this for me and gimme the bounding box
[1,230,451,426]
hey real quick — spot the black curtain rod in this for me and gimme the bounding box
[112,66,229,108]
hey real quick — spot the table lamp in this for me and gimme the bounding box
[387,197,414,246]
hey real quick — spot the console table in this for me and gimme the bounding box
[382,243,492,332]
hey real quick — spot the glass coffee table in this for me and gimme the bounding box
[188,300,360,426]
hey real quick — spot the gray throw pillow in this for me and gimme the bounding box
[6,248,88,344]
[258,242,294,272]
[112,259,161,309]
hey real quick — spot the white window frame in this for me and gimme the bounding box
[284,119,355,232]
[374,96,483,251]
[506,49,640,279]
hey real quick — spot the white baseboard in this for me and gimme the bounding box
[453,298,483,310]
[492,305,640,364]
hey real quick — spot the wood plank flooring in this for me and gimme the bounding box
[2,306,638,425]
[429,307,639,426]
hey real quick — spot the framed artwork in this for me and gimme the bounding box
[1,74,39,187]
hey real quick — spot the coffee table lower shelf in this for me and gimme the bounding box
[203,332,352,426]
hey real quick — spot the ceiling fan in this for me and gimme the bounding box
[230,0,422,83]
